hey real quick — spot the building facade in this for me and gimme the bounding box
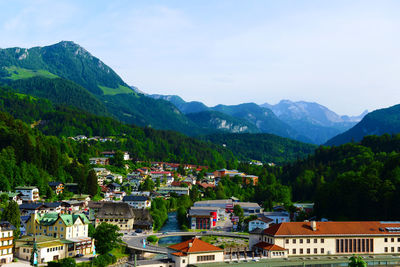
[123,195,151,209]
[0,221,14,264]
[15,186,39,202]
[249,221,400,258]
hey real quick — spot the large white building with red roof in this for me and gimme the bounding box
[168,238,224,267]
[250,221,400,259]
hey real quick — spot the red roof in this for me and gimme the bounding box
[255,242,286,251]
[197,183,215,189]
[263,221,400,236]
[169,238,223,254]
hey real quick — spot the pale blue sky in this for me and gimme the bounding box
[1,0,400,115]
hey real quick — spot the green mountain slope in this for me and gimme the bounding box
[4,76,108,116]
[325,104,400,146]
[202,133,316,164]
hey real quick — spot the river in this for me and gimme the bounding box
[157,211,184,246]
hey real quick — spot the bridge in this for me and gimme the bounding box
[122,231,249,254]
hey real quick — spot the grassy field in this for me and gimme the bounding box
[99,84,134,95]
[5,66,58,80]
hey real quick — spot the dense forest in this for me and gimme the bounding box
[202,133,316,164]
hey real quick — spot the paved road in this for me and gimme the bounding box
[122,231,249,254]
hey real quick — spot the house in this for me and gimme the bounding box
[48,182,64,195]
[0,221,15,264]
[94,202,135,230]
[102,151,130,160]
[106,174,123,183]
[188,207,220,230]
[293,203,315,214]
[60,201,85,212]
[150,171,172,179]
[171,181,192,189]
[263,211,290,224]
[93,167,111,176]
[123,195,151,209]
[15,235,93,263]
[26,212,90,239]
[249,221,400,259]
[89,157,109,165]
[74,135,87,141]
[107,183,121,192]
[19,203,46,216]
[0,191,23,204]
[248,215,274,232]
[94,202,153,230]
[15,186,39,202]
[168,238,224,267]
[157,187,189,196]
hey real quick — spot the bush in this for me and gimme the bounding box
[147,235,159,243]
[92,253,116,267]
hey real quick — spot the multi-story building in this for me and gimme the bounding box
[194,199,262,216]
[249,221,400,259]
[15,186,39,202]
[0,221,14,264]
[123,195,151,209]
[157,187,189,196]
[26,213,90,239]
[48,182,64,195]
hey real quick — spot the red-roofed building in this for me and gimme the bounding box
[168,238,224,266]
[250,221,400,258]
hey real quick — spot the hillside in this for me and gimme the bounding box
[325,104,400,146]
[187,110,260,134]
[202,133,316,164]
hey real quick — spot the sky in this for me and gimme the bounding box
[1,0,400,115]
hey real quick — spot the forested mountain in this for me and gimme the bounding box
[326,104,400,146]
[201,133,316,164]
[279,134,400,220]
[212,103,311,143]
[186,110,260,134]
[150,94,209,114]
[261,100,367,144]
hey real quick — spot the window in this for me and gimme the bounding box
[307,248,310,254]
[321,239,324,243]
[385,247,388,252]
[293,239,296,244]
[398,238,400,242]
[398,247,400,252]
[307,239,310,244]
[292,249,296,254]
[314,239,317,243]
[300,249,303,254]
[182,260,185,263]
[285,239,289,244]
[300,239,303,244]
[385,238,388,242]
[314,248,317,254]
[321,248,325,253]
[392,238,395,242]
[55,227,57,231]
[392,247,395,252]
[197,255,215,262]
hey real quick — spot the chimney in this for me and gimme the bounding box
[188,242,193,248]
[311,221,317,231]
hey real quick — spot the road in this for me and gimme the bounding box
[122,230,249,254]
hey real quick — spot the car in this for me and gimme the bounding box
[131,232,137,236]
[201,231,207,234]
[74,254,84,258]
[135,229,143,233]
[162,232,169,235]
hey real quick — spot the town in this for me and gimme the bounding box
[0,141,397,267]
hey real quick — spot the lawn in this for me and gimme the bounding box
[98,84,135,95]
[5,66,58,80]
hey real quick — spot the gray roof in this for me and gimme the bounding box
[96,202,134,219]
[123,195,149,202]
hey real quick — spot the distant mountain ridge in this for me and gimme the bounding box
[325,104,400,146]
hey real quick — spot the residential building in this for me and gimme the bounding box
[263,211,290,224]
[0,191,23,204]
[48,182,64,195]
[0,221,14,264]
[249,221,400,259]
[194,199,262,216]
[94,202,153,230]
[26,213,90,239]
[248,215,273,232]
[89,157,109,165]
[107,183,121,192]
[101,151,130,160]
[157,187,189,196]
[168,238,224,267]
[15,186,39,202]
[123,195,151,209]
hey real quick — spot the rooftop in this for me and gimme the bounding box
[169,238,223,255]
[262,221,400,237]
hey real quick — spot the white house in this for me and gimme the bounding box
[249,215,274,232]
[122,195,151,209]
[263,211,290,224]
[15,186,39,202]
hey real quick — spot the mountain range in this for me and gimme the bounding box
[1,40,397,150]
